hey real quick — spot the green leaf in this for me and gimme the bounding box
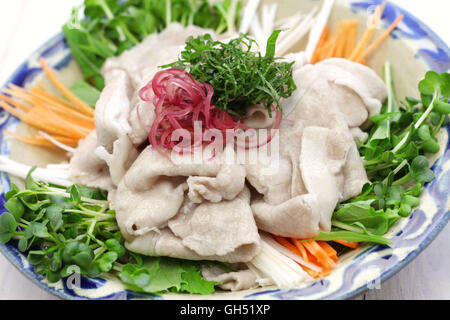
[440,72,450,98]
[68,185,82,203]
[4,197,25,221]
[46,205,63,231]
[435,100,450,115]
[98,251,118,272]
[72,251,94,270]
[18,238,28,252]
[25,167,39,190]
[180,264,216,295]
[265,30,283,58]
[0,212,18,243]
[119,257,214,295]
[105,238,126,258]
[46,270,61,283]
[70,80,101,107]
[29,222,50,238]
[418,71,440,95]
[28,251,45,265]
[5,184,20,201]
[62,241,94,269]
[308,230,392,245]
[409,156,435,184]
[334,200,375,221]
[49,253,63,272]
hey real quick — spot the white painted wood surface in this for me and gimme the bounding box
[0,0,448,300]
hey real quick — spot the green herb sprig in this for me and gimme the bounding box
[0,169,216,294]
[163,31,297,117]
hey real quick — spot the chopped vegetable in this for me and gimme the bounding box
[0,169,216,294]
[164,31,296,117]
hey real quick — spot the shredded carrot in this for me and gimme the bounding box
[333,239,359,249]
[0,93,30,112]
[311,26,330,64]
[34,84,79,110]
[344,21,359,58]
[355,14,405,63]
[0,58,95,151]
[333,22,349,58]
[301,240,336,270]
[348,3,385,61]
[0,101,25,119]
[273,235,304,257]
[3,131,79,148]
[4,85,95,127]
[318,241,339,262]
[274,234,341,279]
[311,0,400,66]
[39,58,94,117]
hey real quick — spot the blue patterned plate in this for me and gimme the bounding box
[0,0,449,300]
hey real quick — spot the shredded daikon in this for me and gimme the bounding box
[305,0,335,62]
[0,156,72,187]
[239,0,261,34]
[247,234,313,289]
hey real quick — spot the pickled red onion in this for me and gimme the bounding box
[139,68,281,154]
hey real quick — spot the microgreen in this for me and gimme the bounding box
[324,63,449,245]
[0,172,217,294]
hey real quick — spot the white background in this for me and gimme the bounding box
[0,0,449,300]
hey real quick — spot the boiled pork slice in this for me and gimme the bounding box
[68,130,114,191]
[122,188,260,263]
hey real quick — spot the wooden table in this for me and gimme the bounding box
[0,0,448,300]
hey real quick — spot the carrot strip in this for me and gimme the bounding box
[3,131,79,148]
[348,3,385,61]
[274,236,326,278]
[322,37,337,60]
[333,22,348,58]
[0,93,30,112]
[290,238,337,278]
[39,58,94,117]
[311,26,330,64]
[355,14,405,63]
[318,241,339,262]
[273,236,303,257]
[0,101,25,119]
[334,239,360,249]
[294,240,309,262]
[21,108,89,139]
[302,240,336,270]
[5,86,95,126]
[33,85,79,110]
[344,21,359,58]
